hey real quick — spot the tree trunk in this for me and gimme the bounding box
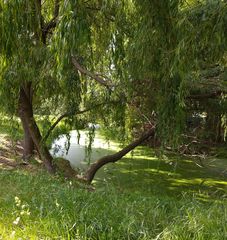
[20,114,35,161]
[18,82,35,161]
[205,112,223,143]
[18,85,55,173]
[84,127,155,183]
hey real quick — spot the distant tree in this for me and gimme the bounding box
[84,0,227,182]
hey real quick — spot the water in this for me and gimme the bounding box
[51,130,117,169]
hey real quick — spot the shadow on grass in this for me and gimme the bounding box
[94,146,227,200]
[0,136,226,202]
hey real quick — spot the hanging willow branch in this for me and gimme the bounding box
[71,57,115,88]
[44,0,60,31]
[42,101,120,142]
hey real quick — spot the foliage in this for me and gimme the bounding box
[125,0,227,145]
[0,0,128,141]
[0,116,22,141]
[1,0,227,147]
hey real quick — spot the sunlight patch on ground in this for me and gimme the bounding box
[118,168,181,178]
[202,179,227,186]
[0,135,9,149]
[171,178,227,187]
[144,168,181,176]
[127,155,157,161]
[171,178,203,186]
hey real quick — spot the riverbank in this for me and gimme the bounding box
[1,132,227,239]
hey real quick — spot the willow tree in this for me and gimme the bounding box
[1,0,227,182]
[0,0,129,173]
[124,0,227,145]
[85,0,227,182]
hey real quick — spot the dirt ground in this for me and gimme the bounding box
[0,134,23,168]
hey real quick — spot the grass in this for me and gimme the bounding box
[95,146,227,198]
[1,121,227,239]
[0,169,227,239]
[1,150,227,239]
[0,117,22,141]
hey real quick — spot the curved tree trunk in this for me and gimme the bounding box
[84,127,155,183]
[18,85,55,173]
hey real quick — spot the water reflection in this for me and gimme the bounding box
[51,130,116,169]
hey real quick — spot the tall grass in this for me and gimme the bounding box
[1,117,227,239]
[0,169,227,239]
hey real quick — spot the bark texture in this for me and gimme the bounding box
[18,85,55,173]
[85,127,155,183]
[20,114,35,161]
[18,82,35,161]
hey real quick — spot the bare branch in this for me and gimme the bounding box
[42,113,69,143]
[71,57,115,88]
[53,0,60,18]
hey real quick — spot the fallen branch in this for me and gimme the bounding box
[188,90,227,100]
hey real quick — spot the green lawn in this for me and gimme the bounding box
[0,142,227,239]
[96,146,227,199]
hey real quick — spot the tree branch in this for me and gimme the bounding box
[84,126,155,183]
[42,0,60,43]
[71,57,115,88]
[42,113,69,143]
[43,101,118,142]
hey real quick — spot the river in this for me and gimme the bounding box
[51,130,118,169]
